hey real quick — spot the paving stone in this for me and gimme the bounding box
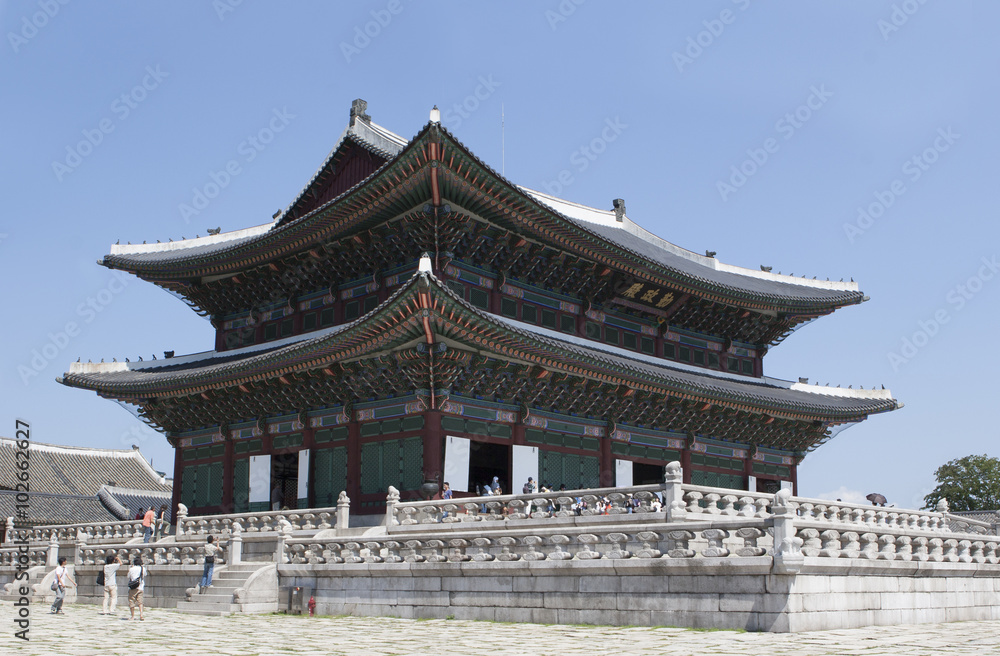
[8,603,1000,655]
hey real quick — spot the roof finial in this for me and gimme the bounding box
[430,105,440,124]
[612,199,626,222]
[350,98,370,127]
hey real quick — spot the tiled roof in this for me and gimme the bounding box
[0,490,120,525]
[0,437,171,497]
[97,113,866,313]
[59,271,898,420]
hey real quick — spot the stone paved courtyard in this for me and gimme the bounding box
[5,604,1000,655]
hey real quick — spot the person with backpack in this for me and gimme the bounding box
[49,556,75,614]
[127,556,146,621]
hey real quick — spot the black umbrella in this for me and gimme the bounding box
[866,493,887,506]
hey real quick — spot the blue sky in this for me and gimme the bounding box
[2,1,997,510]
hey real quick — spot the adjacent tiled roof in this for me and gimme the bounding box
[0,437,171,497]
[0,490,120,525]
[104,486,172,522]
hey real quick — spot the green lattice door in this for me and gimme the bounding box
[313,446,348,507]
[691,469,745,490]
[360,437,424,494]
[233,458,250,513]
[539,450,600,490]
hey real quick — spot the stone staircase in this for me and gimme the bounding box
[173,563,278,616]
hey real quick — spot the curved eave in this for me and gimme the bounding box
[59,272,898,425]
[99,123,863,315]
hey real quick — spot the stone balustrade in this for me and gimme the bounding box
[176,508,334,539]
[283,523,773,565]
[15,521,147,546]
[391,483,666,526]
[77,542,227,567]
[0,546,47,567]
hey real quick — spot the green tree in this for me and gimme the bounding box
[922,454,1000,511]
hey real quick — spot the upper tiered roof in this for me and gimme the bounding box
[98,101,864,347]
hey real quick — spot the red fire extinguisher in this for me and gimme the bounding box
[308,595,316,617]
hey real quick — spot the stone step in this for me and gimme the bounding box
[193,592,236,603]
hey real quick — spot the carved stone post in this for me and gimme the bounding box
[47,533,59,567]
[336,491,351,532]
[229,521,243,565]
[771,488,803,574]
[275,517,293,564]
[663,461,685,522]
[175,504,189,537]
[75,529,88,566]
[385,486,400,528]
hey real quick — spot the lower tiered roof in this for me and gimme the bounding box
[59,268,899,454]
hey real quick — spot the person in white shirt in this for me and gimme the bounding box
[101,554,121,615]
[200,535,223,592]
[127,557,146,621]
[49,557,74,614]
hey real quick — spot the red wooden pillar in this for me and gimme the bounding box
[302,424,316,507]
[423,410,444,485]
[744,450,755,493]
[170,439,183,527]
[681,443,692,485]
[599,433,614,488]
[222,434,235,513]
[511,422,526,446]
[346,418,361,503]
[791,461,798,496]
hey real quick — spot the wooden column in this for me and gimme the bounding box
[744,450,755,493]
[681,443,692,484]
[170,440,183,527]
[599,433,614,488]
[346,417,361,503]
[511,422,526,446]
[791,461,798,496]
[423,410,444,485]
[302,424,316,507]
[222,433,235,513]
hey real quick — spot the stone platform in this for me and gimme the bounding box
[6,603,1000,655]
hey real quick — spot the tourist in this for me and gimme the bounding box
[490,476,500,493]
[480,482,492,514]
[142,506,155,543]
[49,556,74,614]
[200,535,222,592]
[439,482,452,520]
[271,482,284,511]
[523,477,536,516]
[155,504,169,539]
[127,556,146,621]
[101,553,121,615]
[134,510,144,520]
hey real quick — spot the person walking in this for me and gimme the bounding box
[199,535,222,592]
[127,557,146,621]
[101,554,121,615]
[142,506,155,543]
[49,556,74,614]
[154,504,169,540]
